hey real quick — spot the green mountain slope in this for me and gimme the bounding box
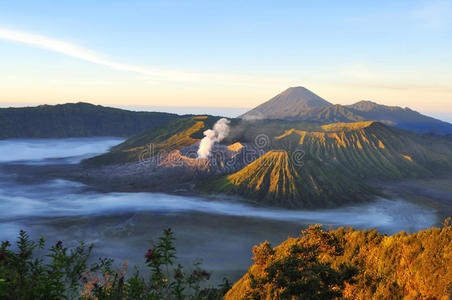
[203,150,374,208]
[273,121,452,179]
[204,121,452,208]
[85,115,220,165]
[0,102,178,139]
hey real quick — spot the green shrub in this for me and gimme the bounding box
[0,229,227,300]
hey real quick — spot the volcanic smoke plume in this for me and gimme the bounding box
[197,118,230,158]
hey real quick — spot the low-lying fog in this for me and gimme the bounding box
[0,138,442,283]
[0,137,124,164]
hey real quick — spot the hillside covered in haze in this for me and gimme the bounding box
[0,102,178,138]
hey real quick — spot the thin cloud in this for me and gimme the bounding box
[0,27,279,84]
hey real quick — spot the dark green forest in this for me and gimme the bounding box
[0,103,178,138]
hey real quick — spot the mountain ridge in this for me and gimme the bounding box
[0,102,179,138]
[202,120,452,207]
[241,87,452,135]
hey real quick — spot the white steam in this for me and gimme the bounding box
[197,118,230,158]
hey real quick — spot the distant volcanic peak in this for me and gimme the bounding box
[283,86,309,92]
[240,86,332,120]
[280,86,315,96]
[271,86,332,108]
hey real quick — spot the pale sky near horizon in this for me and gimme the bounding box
[1,0,452,116]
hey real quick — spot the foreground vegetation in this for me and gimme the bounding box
[1,222,451,299]
[226,220,452,299]
[0,229,229,299]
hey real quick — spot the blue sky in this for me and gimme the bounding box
[0,0,451,117]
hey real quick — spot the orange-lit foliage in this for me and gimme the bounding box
[227,226,357,299]
[80,262,128,299]
[226,221,452,299]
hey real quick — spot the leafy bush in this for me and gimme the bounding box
[242,225,358,299]
[226,220,452,299]
[0,229,228,300]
